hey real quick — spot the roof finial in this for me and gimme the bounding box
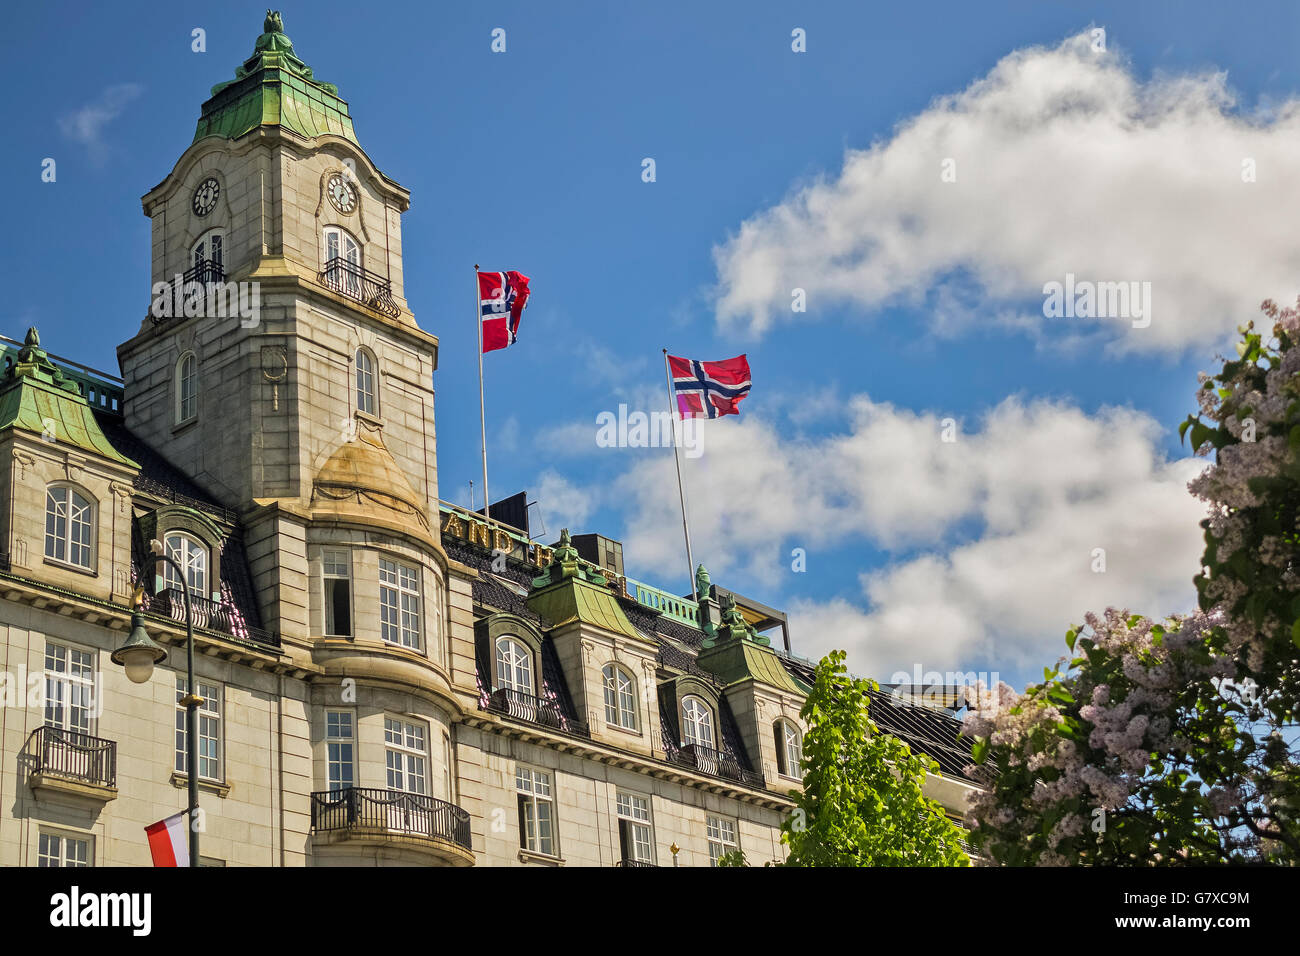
[264,9,284,34]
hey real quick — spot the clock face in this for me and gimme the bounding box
[192,177,220,217]
[327,173,358,214]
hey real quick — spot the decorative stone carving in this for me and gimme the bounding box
[261,344,288,411]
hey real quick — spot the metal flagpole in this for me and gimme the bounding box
[476,265,491,526]
[662,349,698,600]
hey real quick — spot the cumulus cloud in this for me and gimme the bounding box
[59,83,143,159]
[713,30,1300,353]
[613,395,1205,678]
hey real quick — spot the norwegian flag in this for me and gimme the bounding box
[479,270,531,353]
[668,354,752,419]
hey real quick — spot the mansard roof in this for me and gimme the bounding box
[445,531,981,785]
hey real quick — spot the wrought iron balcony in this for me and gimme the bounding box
[310,787,472,851]
[318,256,400,318]
[150,587,279,648]
[27,726,116,789]
[152,260,227,326]
[673,742,765,789]
[615,859,657,867]
[485,688,590,739]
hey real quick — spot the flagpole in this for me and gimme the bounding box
[663,349,698,600]
[476,265,491,526]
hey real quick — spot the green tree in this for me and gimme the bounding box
[781,650,970,866]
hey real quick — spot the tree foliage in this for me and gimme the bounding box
[964,301,1300,865]
[781,650,970,866]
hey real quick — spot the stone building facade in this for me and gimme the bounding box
[0,14,979,868]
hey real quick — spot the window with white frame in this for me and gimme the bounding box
[323,549,351,637]
[176,352,197,423]
[602,663,637,731]
[325,710,355,791]
[38,831,90,867]
[355,347,376,416]
[616,792,654,864]
[706,815,739,867]
[191,231,224,274]
[384,717,427,794]
[379,558,421,650]
[516,766,556,856]
[495,637,533,696]
[44,641,96,735]
[175,676,222,782]
[775,719,803,778]
[681,695,715,750]
[323,226,361,297]
[163,532,207,597]
[45,486,95,569]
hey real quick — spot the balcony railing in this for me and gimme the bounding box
[673,743,765,789]
[311,787,471,851]
[318,256,400,318]
[485,688,590,738]
[615,859,657,867]
[27,726,116,789]
[152,260,227,326]
[150,588,280,648]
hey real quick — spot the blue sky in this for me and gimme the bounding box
[5,1,1300,689]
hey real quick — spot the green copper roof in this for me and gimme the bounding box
[0,329,137,468]
[695,592,805,693]
[526,530,649,642]
[193,11,357,145]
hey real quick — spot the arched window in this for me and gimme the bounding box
[190,231,224,281]
[44,486,95,568]
[355,347,376,415]
[495,637,533,696]
[602,664,638,731]
[681,696,715,750]
[163,532,208,597]
[176,352,197,424]
[775,720,803,778]
[323,226,361,297]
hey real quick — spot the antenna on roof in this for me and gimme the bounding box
[468,480,474,512]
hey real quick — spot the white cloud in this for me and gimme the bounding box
[59,83,143,158]
[532,470,595,538]
[608,395,1205,678]
[713,30,1300,353]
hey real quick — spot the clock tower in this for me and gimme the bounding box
[117,12,445,645]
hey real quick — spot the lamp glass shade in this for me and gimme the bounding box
[119,646,158,684]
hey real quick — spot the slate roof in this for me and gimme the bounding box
[446,536,980,787]
[98,413,270,645]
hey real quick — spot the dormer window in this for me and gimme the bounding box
[774,719,803,778]
[681,695,715,750]
[44,485,95,569]
[495,637,534,696]
[602,664,638,731]
[163,532,208,598]
[323,226,361,298]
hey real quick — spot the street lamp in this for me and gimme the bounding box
[111,538,201,868]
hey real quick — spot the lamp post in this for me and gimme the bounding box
[111,539,201,868]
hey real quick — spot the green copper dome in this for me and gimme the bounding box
[193,11,358,145]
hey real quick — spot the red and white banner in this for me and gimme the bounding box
[145,812,189,867]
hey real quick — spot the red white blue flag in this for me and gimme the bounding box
[668,354,752,419]
[479,270,531,353]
